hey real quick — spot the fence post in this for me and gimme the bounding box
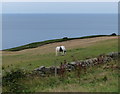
[54,59,58,77]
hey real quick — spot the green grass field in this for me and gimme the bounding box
[2,36,119,92]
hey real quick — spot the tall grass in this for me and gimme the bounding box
[2,60,118,92]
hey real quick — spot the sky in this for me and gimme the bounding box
[2,2,118,14]
[2,0,119,2]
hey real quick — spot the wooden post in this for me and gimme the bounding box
[54,59,58,77]
[55,62,57,77]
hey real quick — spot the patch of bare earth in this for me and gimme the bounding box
[2,36,117,56]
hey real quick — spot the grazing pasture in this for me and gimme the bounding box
[2,36,119,92]
[2,36,118,71]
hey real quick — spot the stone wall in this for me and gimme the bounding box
[34,52,119,76]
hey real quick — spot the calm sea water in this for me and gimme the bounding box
[2,14,118,49]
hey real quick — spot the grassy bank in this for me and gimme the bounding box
[3,35,111,51]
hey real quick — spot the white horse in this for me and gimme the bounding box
[56,46,66,56]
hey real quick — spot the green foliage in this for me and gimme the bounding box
[110,33,117,36]
[2,68,31,92]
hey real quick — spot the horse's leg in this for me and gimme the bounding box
[59,52,61,56]
[56,51,58,56]
[63,51,64,56]
[63,51,65,55]
[56,51,57,56]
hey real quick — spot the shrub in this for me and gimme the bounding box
[63,37,68,40]
[2,68,31,92]
[111,33,117,36]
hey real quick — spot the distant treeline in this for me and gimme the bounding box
[3,34,117,51]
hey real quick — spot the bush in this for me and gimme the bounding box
[2,68,31,92]
[111,33,117,36]
[3,69,26,84]
[63,37,68,40]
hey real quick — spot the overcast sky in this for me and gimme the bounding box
[2,2,118,14]
[2,0,119,2]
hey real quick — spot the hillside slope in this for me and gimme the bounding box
[3,35,110,51]
[2,36,118,71]
[2,36,117,56]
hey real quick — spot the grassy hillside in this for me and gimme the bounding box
[2,37,118,71]
[2,36,118,92]
[3,35,111,51]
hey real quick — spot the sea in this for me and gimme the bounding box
[2,13,118,50]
